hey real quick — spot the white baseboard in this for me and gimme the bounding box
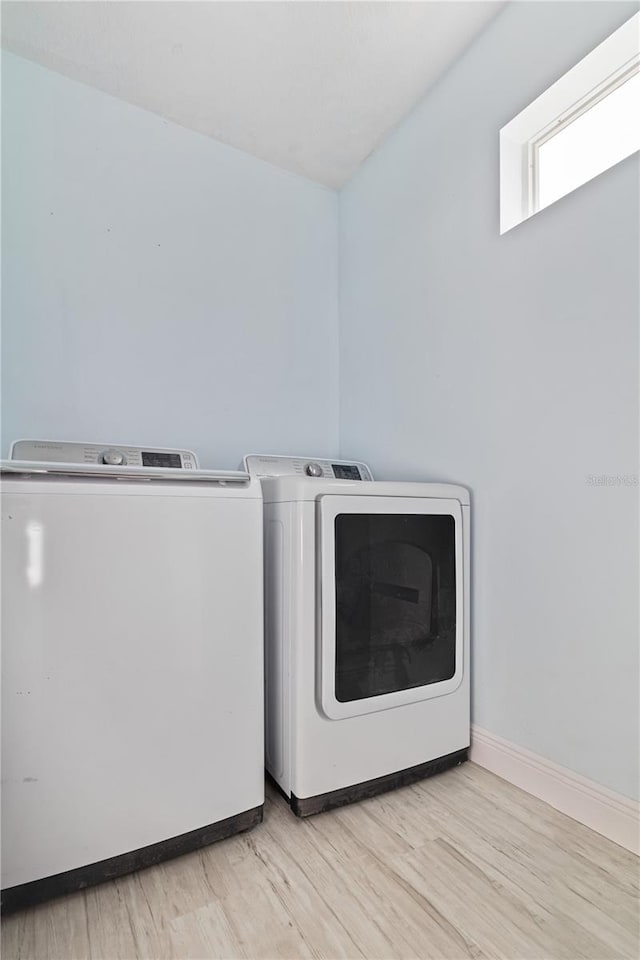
[470,725,639,855]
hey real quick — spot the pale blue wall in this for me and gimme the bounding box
[340,1,639,799]
[1,52,339,468]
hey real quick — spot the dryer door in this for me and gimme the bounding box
[318,495,464,720]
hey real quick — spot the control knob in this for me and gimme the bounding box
[305,462,323,477]
[101,448,126,466]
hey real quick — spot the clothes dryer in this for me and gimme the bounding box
[244,455,470,816]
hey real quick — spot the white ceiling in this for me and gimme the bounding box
[1,1,505,189]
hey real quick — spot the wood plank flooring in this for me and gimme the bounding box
[3,763,639,959]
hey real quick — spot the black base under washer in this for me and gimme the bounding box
[1,803,263,914]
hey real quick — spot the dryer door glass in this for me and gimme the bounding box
[334,513,456,702]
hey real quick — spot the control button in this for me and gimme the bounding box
[101,448,126,466]
[305,462,323,477]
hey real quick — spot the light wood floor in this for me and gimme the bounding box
[2,763,639,960]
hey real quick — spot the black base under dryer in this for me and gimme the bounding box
[289,748,469,818]
[1,804,263,915]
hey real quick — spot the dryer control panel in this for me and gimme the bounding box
[11,440,199,470]
[243,454,373,481]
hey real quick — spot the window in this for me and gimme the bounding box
[500,13,640,234]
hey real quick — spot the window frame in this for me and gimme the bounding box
[500,13,640,234]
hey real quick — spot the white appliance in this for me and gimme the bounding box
[244,454,470,816]
[1,440,264,911]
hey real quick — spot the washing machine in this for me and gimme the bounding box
[2,440,264,911]
[244,454,470,816]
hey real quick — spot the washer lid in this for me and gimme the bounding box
[1,460,252,484]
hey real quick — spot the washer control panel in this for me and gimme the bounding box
[10,440,199,470]
[243,455,373,481]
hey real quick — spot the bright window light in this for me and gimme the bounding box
[500,13,640,234]
[535,70,640,211]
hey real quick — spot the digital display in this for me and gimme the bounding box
[332,464,361,480]
[141,451,182,468]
